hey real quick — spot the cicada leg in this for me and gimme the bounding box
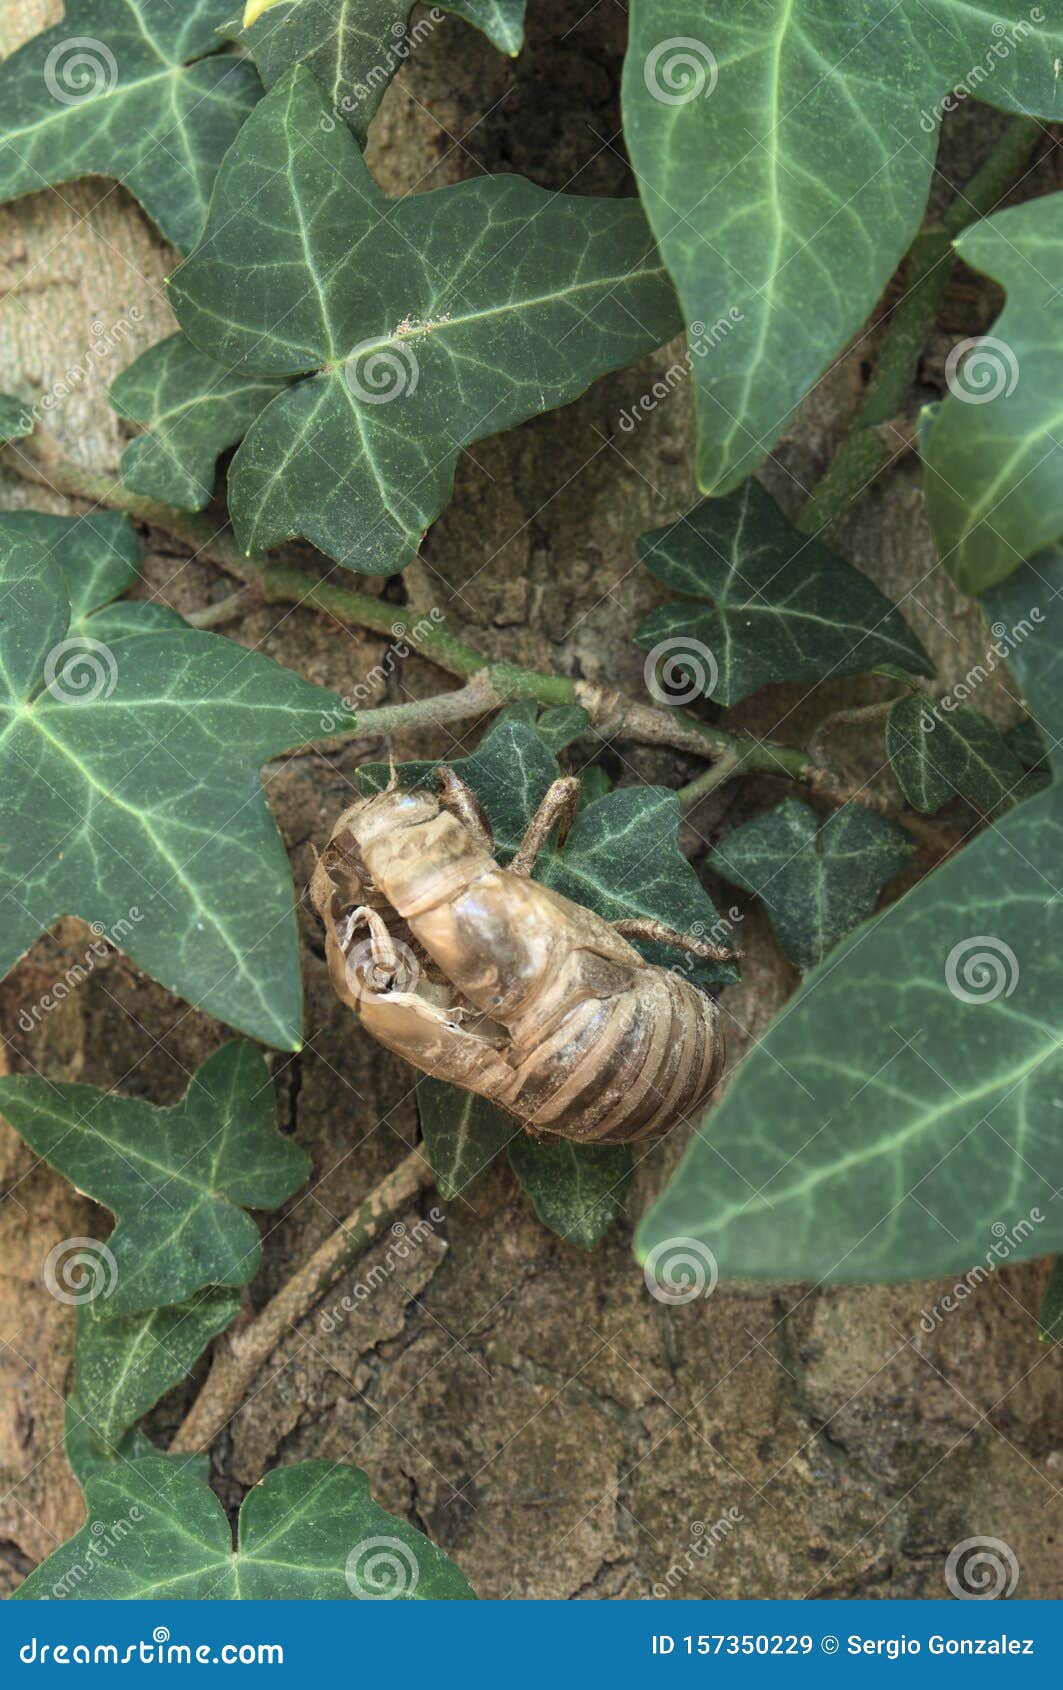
[340,904,403,977]
[435,767,494,855]
[610,916,740,964]
[327,902,518,1104]
[509,776,581,876]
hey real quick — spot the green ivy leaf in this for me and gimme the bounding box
[241,0,524,145]
[1005,717,1052,803]
[0,1,261,253]
[636,546,1063,1284]
[64,1400,209,1488]
[924,198,1063,593]
[417,1048,634,1250]
[416,1077,515,1200]
[75,1288,240,1445]
[886,695,1024,814]
[0,392,32,442]
[448,0,525,55]
[621,3,1063,496]
[634,480,930,704]
[533,703,591,752]
[111,333,288,511]
[507,1138,633,1251]
[1007,716,1049,771]
[169,67,681,574]
[13,1458,476,1599]
[709,800,911,972]
[0,511,354,1048]
[0,1042,309,1315]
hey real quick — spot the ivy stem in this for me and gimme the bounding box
[797,115,1042,536]
[805,695,909,764]
[5,429,813,783]
[171,1144,435,1455]
[5,432,971,854]
[677,749,742,810]
[183,586,255,629]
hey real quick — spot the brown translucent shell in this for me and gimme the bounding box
[310,783,725,1144]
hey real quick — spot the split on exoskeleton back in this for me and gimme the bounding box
[311,768,734,1143]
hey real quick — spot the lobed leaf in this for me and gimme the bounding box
[637,546,1063,1284]
[75,1288,240,1445]
[448,1,525,56]
[709,799,911,972]
[0,511,355,1047]
[63,1400,210,1488]
[240,0,525,146]
[0,1042,309,1315]
[416,1077,515,1200]
[14,1459,476,1599]
[924,198,1063,593]
[169,67,682,574]
[886,695,1024,815]
[0,1,261,252]
[110,333,288,511]
[634,479,930,705]
[507,1138,633,1251]
[621,1,1063,496]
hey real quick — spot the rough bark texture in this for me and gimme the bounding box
[1,0,1061,1601]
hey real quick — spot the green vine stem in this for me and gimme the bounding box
[797,115,1042,536]
[7,429,813,783]
[4,432,971,855]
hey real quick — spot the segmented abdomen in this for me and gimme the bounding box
[504,968,724,1143]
